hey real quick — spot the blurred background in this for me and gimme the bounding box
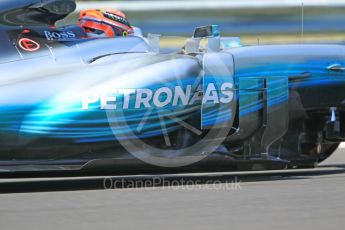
[67,0,345,46]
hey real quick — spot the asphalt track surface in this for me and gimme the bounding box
[1,147,345,230]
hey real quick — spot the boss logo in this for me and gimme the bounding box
[44,31,76,41]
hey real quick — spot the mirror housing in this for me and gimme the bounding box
[147,34,161,53]
[193,25,220,38]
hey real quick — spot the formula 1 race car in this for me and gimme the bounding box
[0,0,344,173]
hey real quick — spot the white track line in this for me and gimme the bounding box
[77,0,345,11]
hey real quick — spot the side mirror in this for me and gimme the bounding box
[147,34,161,53]
[193,25,220,38]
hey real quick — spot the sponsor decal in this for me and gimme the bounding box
[102,11,130,27]
[44,30,76,41]
[18,38,40,52]
[82,83,234,110]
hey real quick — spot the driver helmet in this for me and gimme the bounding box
[78,9,133,38]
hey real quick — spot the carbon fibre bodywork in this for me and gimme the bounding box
[0,0,344,173]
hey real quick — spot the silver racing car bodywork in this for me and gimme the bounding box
[0,0,344,173]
